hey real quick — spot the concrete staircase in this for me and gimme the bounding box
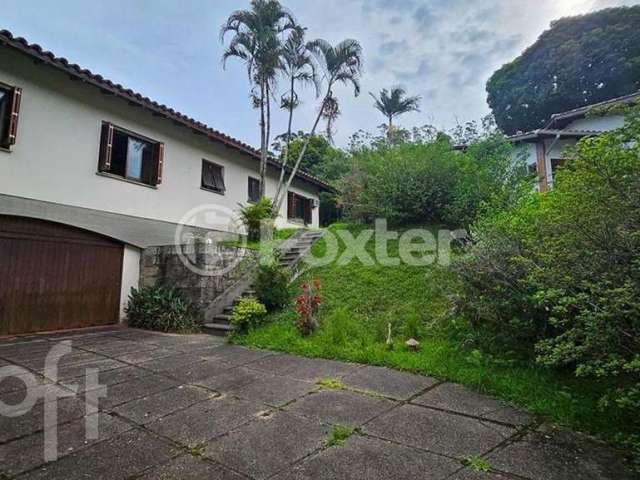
[203,229,324,336]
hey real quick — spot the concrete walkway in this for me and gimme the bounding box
[0,328,631,479]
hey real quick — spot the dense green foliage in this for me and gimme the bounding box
[231,298,268,332]
[454,106,640,461]
[126,286,200,333]
[341,133,523,227]
[235,224,632,450]
[487,6,640,134]
[254,261,292,311]
[238,198,274,242]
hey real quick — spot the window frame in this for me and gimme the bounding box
[247,176,260,203]
[97,122,163,187]
[287,191,313,225]
[201,159,226,195]
[0,81,22,151]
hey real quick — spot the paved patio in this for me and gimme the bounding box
[0,327,631,479]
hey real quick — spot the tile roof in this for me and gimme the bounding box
[508,128,603,143]
[547,91,640,128]
[0,29,335,192]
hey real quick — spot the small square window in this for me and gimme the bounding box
[0,84,21,149]
[248,177,260,202]
[202,160,225,193]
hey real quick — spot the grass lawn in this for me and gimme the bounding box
[222,227,299,251]
[233,224,632,447]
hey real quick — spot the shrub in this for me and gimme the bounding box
[452,105,640,437]
[295,279,322,336]
[254,261,291,311]
[231,298,267,332]
[341,134,524,228]
[238,198,273,242]
[126,286,200,333]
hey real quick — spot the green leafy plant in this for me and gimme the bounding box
[316,378,345,390]
[238,198,274,242]
[254,261,291,311]
[126,286,200,333]
[323,425,354,448]
[464,455,491,473]
[231,298,267,332]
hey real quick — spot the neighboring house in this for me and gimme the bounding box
[0,30,333,335]
[510,91,639,191]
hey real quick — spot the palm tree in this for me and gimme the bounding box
[321,92,340,144]
[370,87,421,142]
[273,25,318,204]
[273,38,363,214]
[221,0,295,197]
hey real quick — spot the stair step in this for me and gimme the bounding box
[203,323,235,336]
[214,314,232,322]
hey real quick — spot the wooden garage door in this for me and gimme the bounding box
[0,216,124,335]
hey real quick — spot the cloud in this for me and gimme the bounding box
[2,0,635,148]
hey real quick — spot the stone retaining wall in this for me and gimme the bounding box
[140,242,258,316]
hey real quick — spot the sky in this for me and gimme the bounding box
[2,0,638,148]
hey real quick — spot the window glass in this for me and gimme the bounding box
[126,137,152,180]
[0,87,9,144]
[202,160,225,193]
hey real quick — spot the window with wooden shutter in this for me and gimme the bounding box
[97,122,162,187]
[201,159,225,193]
[248,177,260,202]
[287,191,295,219]
[0,84,21,149]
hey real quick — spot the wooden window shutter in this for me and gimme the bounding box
[304,198,312,225]
[153,142,165,185]
[287,192,295,218]
[7,87,22,146]
[98,122,114,172]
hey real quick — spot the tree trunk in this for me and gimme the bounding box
[388,116,393,142]
[273,87,331,216]
[259,80,267,198]
[274,75,296,210]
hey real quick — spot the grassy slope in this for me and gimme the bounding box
[234,224,628,443]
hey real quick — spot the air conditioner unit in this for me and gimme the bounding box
[312,198,319,208]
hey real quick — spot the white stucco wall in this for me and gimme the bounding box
[120,245,141,320]
[0,47,321,236]
[566,115,625,132]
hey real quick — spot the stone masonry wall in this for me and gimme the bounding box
[140,242,258,318]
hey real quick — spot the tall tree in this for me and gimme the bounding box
[221,0,295,197]
[487,6,640,135]
[274,25,318,205]
[369,87,421,142]
[273,38,363,214]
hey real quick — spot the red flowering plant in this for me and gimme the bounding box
[294,279,322,336]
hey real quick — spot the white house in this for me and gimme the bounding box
[510,91,638,191]
[0,30,333,336]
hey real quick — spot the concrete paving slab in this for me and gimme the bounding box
[207,344,274,366]
[231,373,316,407]
[196,366,265,393]
[137,352,209,373]
[412,383,534,426]
[342,365,439,400]
[112,384,215,425]
[20,428,177,480]
[274,434,460,480]
[51,358,129,382]
[449,469,511,479]
[107,347,179,364]
[161,359,233,383]
[0,370,51,395]
[203,411,329,480]
[61,364,153,393]
[364,404,514,458]
[137,454,246,479]
[0,394,89,443]
[487,430,634,480]
[147,396,262,445]
[286,389,396,427]
[0,412,132,476]
[92,374,180,410]
[249,354,360,382]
